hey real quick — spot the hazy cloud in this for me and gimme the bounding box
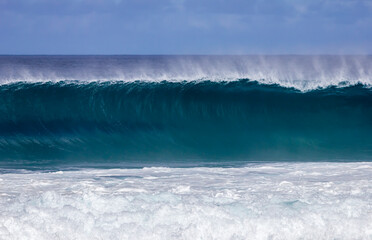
[0,0,371,54]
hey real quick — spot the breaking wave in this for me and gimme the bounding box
[1,80,372,167]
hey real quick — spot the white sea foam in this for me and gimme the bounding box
[1,55,372,91]
[0,162,371,239]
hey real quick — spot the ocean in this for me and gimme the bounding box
[0,55,371,239]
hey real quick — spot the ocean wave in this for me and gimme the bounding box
[1,80,372,165]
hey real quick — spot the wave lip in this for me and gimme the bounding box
[1,80,372,165]
[1,55,372,91]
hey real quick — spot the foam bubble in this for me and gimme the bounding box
[0,162,371,239]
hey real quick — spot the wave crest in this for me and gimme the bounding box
[1,55,372,91]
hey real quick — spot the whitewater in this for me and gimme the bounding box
[0,55,372,239]
[1,163,372,239]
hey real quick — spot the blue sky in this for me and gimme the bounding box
[1,0,372,54]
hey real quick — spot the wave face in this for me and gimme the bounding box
[1,79,372,166]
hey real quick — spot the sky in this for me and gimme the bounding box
[0,0,372,54]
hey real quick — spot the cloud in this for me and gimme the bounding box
[0,0,371,54]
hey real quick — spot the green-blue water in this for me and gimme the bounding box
[1,79,372,168]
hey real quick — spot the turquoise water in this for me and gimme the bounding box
[1,80,372,168]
